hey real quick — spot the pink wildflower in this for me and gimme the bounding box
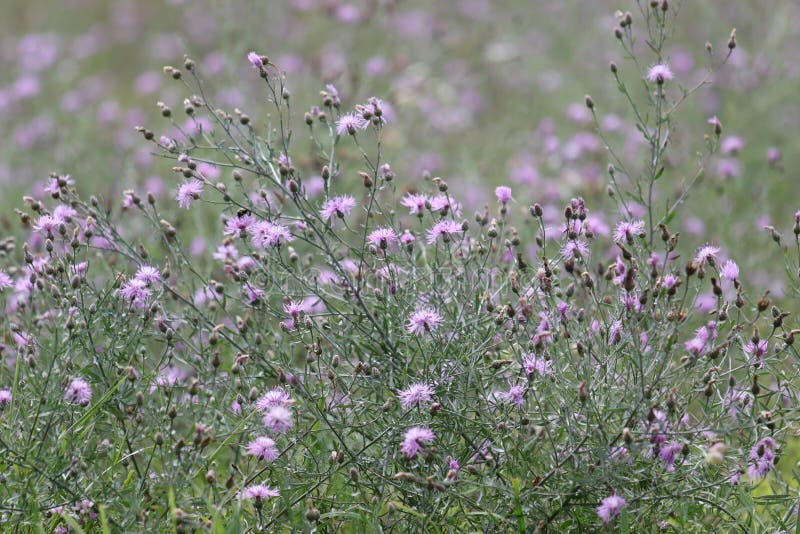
[367,227,398,249]
[646,63,674,84]
[247,52,263,69]
[400,426,435,459]
[397,383,434,409]
[320,195,356,222]
[426,220,463,245]
[406,307,443,336]
[176,179,203,209]
[64,378,92,406]
[336,113,367,135]
[240,484,279,507]
[263,405,293,434]
[246,436,279,462]
[597,494,627,524]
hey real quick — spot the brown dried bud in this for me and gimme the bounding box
[622,427,633,444]
[578,380,589,402]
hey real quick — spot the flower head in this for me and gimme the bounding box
[176,179,203,209]
[246,436,279,462]
[429,195,462,217]
[560,239,590,260]
[500,384,525,408]
[247,52,263,69]
[367,227,398,250]
[401,193,428,215]
[240,484,279,507]
[336,113,368,135]
[397,383,434,409]
[64,378,92,406]
[522,353,553,378]
[747,437,777,480]
[256,387,293,412]
[694,244,720,266]
[400,426,435,459]
[613,219,645,244]
[263,405,293,434]
[224,213,254,237]
[646,63,674,84]
[248,220,294,248]
[134,265,161,285]
[426,220,463,245]
[119,279,151,309]
[597,494,627,525]
[721,259,739,281]
[320,195,356,222]
[494,186,513,204]
[406,307,443,336]
[0,271,13,291]
[33,214,62,234]
[0,389,11,407]
[743,338,768,362]
[659,441,684,472]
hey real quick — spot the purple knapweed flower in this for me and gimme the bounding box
[320,195,356,222]
[64,378,92,406]
[522,353,553,378]
[367,227,398,249]
[429,195,462,217]
[560,239,590,260]
[224,213,255,237]
[659,441,684,472]
[694,244,720,265]
[401,193,428,215]
[609,319,623,344]
[246,436,279,462]
[0,271,12,291]
[400,426,435,459]
[397,382,435,409]
[134,265,160,285]
[406,307,443,336]
[426,220,463,245]
[0,388,11,407]
[32,214,62,234]
[646,63,674,84]
[494,186,512,204]
[240,484,279,506]
[747,437,777,480]
[325,84,341,108]
[613,219,645,244]
[256,387,292,412]
[597,494,627,525]
[500,384,525,408]
[336,113,368,135]
[721,135,744,155]
[248,220,294,248]
[247,52,263,69]
[743,338,768,363]
[721,260,739,282]
[119,279,151,309]
[176,179,203,209]
[263,405,293,434]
